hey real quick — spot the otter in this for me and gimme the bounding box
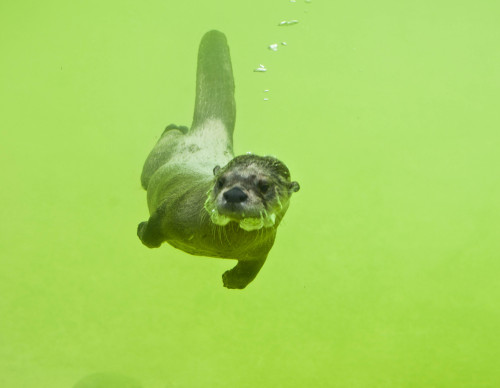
[137,30,300,289]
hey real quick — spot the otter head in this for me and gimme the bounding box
[204,154,300,231]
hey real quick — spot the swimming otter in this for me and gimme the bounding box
[138,30,300,289]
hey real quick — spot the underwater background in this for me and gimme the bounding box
[1,0,499,387]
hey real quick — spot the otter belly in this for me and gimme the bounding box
[164,220,277,262]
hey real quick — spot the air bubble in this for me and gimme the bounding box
[253,64,267,72]
[278,19,299,26]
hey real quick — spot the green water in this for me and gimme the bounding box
[1,0,499,387]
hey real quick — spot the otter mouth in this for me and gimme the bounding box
[204,193,276,231]
[218,202,248,219]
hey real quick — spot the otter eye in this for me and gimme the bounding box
[217,178,225,189]
[258,180,270,194]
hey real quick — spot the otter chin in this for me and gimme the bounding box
[137,31,300,289]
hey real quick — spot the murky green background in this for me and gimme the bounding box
[1,0,499,387]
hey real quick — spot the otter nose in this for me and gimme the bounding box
[223,187,248,203]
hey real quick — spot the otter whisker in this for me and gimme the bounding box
[216,224,222,242]
[222,225,230,245]
[275,189,284,211]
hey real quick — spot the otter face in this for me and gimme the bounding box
[204,154,300,231]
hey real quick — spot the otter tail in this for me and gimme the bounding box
[191,30,236,142]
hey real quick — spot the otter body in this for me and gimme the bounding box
[138,31,299,289]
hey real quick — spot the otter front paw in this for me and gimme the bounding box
[137,221,162,248]
[222,259,267,289]
[222,269,251,289]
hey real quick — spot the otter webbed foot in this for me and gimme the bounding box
[222,258,267,289]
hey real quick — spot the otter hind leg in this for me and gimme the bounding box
[222,258,267,289]
[163,123,188,135]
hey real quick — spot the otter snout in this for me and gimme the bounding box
[223,187,248,203]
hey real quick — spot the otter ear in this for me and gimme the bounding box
[289,181,300,193]
[213,165,221,176]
